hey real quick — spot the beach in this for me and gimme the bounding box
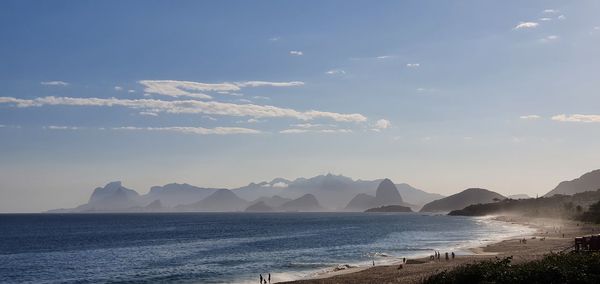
[279,216,600,284]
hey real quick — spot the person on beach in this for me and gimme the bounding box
[372,260,375,266]
[268,273,271,283]
[445,252,449,261]
[260,274,263,284]
[403,257,406,263]
[451,252,455,259]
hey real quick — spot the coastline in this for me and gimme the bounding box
[277,216,599,284]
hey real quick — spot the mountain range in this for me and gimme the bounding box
[48,169,600,214]
[48,174,443,213]
[419,188,506,213]
[544,169,600,197]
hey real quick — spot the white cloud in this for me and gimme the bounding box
[289,51,303,56]
[235,81,304,88]
[543,9,559,14]
[291,123,332,129]
[514,22,539,30]
[139,80,216,99]
[202,115,217,121]
[557,15,566,20]
[139,111,158,116]
[0,124,21,129]
[552,114,600,123]
[406,63,420,68]
[520,115,541,120]
[252,96,270,100]
[238,98,253,103]
[540,35,559,42]
[113,126,260,135]
[128,89,136,93]
[280,128,352,134]
[376,55,395,60]
[374,119,391,130]
[41,81,69,86]
[44,125,83,130]
[139,80,303,99]
[269,37,281,42]
[325,69,346,75]
[539,17,552,21]
[246,118,260,123]
[114,86,123,91]
[271,181,288,188]
[0,96,368,122]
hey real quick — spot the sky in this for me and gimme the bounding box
[1,0,600,212]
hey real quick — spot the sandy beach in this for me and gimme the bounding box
[278,216,600,284]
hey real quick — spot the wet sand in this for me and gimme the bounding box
[278,216,600,284]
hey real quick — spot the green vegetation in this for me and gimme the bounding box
[424,253,600,284]
[449,190,600,220]
[580,200,600,224]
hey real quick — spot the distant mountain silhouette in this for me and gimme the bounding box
[507,194,531,200]
[244,201,274,212]
[233,174,442,210]
[249,195,292,208]
[345,179,414,211]
[346,193,379,210]
[365,205,412,213]
[279,194,322,212]
[49,174,444,213]
[545,169,600,197]
[145,183,218,207]
[72,181,141,212]
[450,190,600,218]
[179,189,248,212]
[420,188,505,213]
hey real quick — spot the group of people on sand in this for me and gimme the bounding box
[430,251,455,261]
[259,273,270,284]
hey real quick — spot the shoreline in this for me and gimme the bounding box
[277,216,599,284]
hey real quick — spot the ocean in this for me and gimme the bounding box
[0,213,534,283]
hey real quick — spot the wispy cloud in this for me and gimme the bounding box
[44,125,83,130]
[552,114,600,123]
[325,69,346,75]
[406,63,420,68]
[543,9,559,14]
[114,86,123,91]
[280,128,352,134]
[235,81,304,88]
[41,81,69,86]
[139,80,303,99]
[252,96,270,100]
[557,15,566,20]
[540,35,559,43]
[113,126,261,135]
[514,22,539,30]
[0,96,368,122]
[139,111,158,116]
[372,119,391,131]
[520,115,541,120]
[289,51,303,56]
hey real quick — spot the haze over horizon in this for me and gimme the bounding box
[2,1,600,212]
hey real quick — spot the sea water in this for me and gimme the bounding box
[0,213,534,283]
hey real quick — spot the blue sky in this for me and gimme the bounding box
[1,1,600,212]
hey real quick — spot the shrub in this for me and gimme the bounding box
[424,252,600,284]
